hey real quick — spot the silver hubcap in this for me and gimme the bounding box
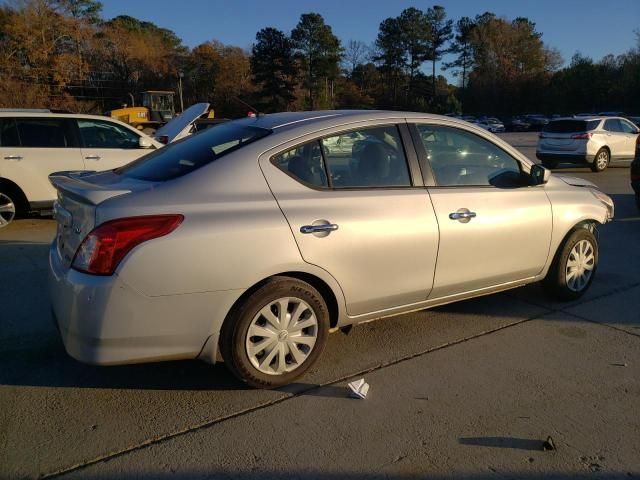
[246,297,318,375]
[0,193,16,228]
[566,239,595,292]
[596,151,608,170]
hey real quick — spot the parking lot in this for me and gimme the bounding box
[1,132,638,479]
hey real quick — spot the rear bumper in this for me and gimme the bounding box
[536,152,591,163]
[49,242,243,366]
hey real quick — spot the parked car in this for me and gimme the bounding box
[598,111,625,117]
[523,114,549,131]
[631,134,640,209]
[505,116,531,132]
[537,116,640,172]
[49,110,613,388]
[0,110,161,227]
[479,117,505,133]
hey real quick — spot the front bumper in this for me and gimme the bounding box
[49,242,242,365]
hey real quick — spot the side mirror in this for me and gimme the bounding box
[530,163,550,185]
[138,136,153,149]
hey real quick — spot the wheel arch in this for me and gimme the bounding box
[543,218,601,278]
[0,177,29,213]
[222,271,342,332]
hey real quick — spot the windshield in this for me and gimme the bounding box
[543,120,600,133]
[116,123,271,181]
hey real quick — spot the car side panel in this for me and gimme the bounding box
[538,176,609,277]
[0,146,85,203]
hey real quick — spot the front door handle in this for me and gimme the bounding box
[84,155,101,160]
[3,155,22,161]
[449,209,476,223]
[300,223,339,234]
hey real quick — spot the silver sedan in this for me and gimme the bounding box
[49,111,614,388]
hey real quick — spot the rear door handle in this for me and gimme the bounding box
[300,223,339,234]
[449,210,476,222]
[84,155,101,160]
[3,155,22,160]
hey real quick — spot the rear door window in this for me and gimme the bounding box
[320,125,411,188]
[0,118,21,147]
[14,118,74,147]
[604,119,623,133]
[78,119,141,149]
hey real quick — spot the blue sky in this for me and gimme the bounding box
[101,0,639,80]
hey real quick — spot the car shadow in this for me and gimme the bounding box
[458,436,546,451]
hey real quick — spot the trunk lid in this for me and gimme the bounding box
[153,102,210,143]
[49,170,155,269]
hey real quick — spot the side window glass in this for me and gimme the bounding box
[416,124,522,187]
[16,118,70,147]
[620,120,637,134]
[272,140,328,188]
[604,119,622,133]
[0,118,21,147]
[321,125,411,188]
[78,120,140,149]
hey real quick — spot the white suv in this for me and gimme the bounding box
[0,111,161,227]
[537,116,639,172]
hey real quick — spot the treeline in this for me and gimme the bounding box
[0,0,638,117]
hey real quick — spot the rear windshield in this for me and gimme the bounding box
[543,120,599,133]
[116,123,271,181]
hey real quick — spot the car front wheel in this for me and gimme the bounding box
[0,191,18,228]
[220,277,329,388]
[543,228,598,300]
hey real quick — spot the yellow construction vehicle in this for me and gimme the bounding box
[108,91,176,134]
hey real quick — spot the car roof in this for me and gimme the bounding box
[551,116,630,122]
[229,109,465,132]
[0,111,129,121]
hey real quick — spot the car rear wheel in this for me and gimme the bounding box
[591,148,609,172]
[220,277,329,388]
[543,228,598,300]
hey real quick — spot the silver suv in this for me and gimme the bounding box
[537,117,639,172]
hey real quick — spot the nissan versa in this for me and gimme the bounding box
[49,111,614,388]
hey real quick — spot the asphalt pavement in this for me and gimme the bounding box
[0,132,638,479]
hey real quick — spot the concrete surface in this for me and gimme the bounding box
[0,132,638,479]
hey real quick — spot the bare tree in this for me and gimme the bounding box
[343,39,367,76]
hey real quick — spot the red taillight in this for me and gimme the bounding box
[636,134,640,146]
[571,132,592,140]
[72,215,184,276]
[157,135,169,144]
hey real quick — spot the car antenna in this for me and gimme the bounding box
[232,97,264,117]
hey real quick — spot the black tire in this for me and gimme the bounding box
[591,148,609,172]
[543,228,598,301]
[220,277,329,389]
[0,184,27,228]
[541,160,557,169]
[635,193,640,210]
